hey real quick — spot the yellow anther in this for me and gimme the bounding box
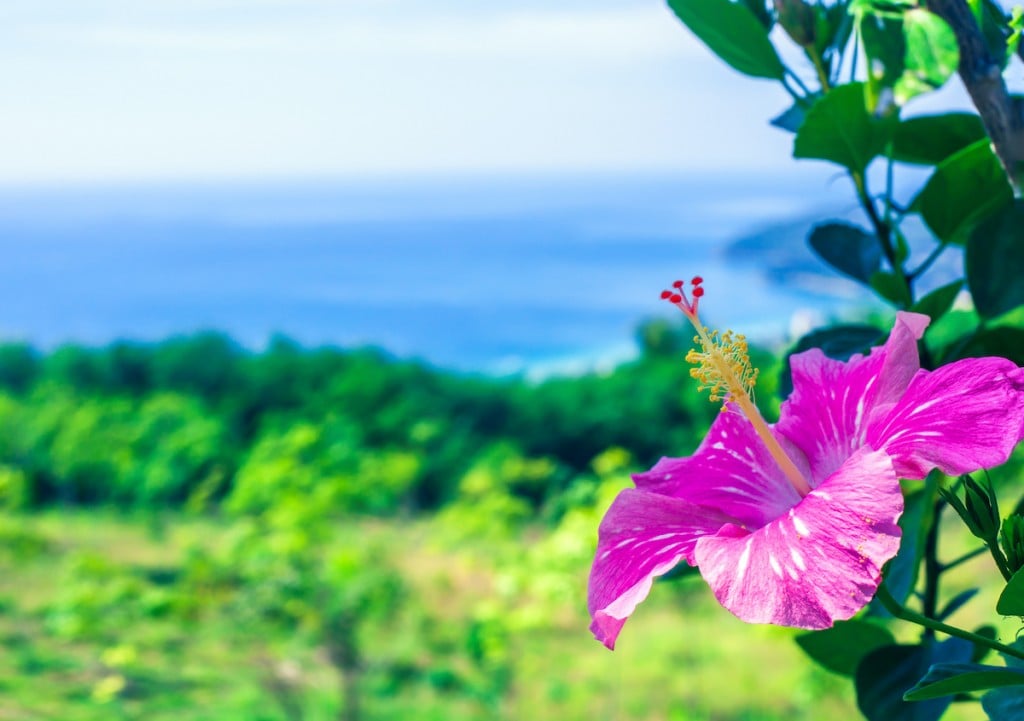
[665,277,812,497]
[685,324,760,407]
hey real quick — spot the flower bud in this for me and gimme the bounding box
[1001,515,1024,575]
[774,0,817,47]
[941,474,1001,542]
[964,474,1001,541]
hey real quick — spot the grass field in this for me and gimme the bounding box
[0,510,877,721]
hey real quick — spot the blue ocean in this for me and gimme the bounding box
[0,172,952,374]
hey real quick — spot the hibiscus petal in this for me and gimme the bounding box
[776,312,929,483]
[694,447,902,629]
[588,488,735,649]
[868,358,1024,479]
[633,407,807,528]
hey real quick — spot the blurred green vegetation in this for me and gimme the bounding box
[0,323,864,719]
[0,323,742,513]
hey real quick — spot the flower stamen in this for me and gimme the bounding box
[661,278,812,498]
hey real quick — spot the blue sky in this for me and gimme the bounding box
[0,0,815,183]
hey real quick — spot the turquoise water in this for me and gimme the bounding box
[0,172,939,373]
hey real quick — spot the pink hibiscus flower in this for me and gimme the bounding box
[588,284,1024,650]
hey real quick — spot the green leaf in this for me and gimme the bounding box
[892,113,986,165]
[771,94,821,133]
[859,12,906,112]
[913,140,1014,244]
[936,587,978,621]
[893,10,959,105]
[808,222,883,284]
[952,326,1024,366]
[794,82,895,173]
[1009,6,1023,62]
[660,562,702,582]
[778,324,881,397]
[667,0,785,79]
[739,0,774,29]
[972,626,998,663]
[875,477,937,613]
[856,640,973,721]
[870,270,913,307]
[905,663,1024,701]
[796,620,895,676]
[966,200,1024,319]
[997,566,1024,616]
[981,640,1024,719]
[983,685,1024,720]
[818,2,855,61]
[910,280,962,322]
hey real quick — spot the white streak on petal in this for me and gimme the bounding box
[735,538,752,583]
[648,533,680,542]
[909,398,943,416]
[790,548,806,570]
[601,557,682,620]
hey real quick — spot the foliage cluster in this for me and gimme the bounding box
[0,326,721,515]
[658,0,1024,716]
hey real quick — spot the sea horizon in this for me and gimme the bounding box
[0,170,951,375]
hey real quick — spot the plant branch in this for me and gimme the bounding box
[852,171,914,303]
[875,584,1024,661]
[784,67,813,97]
[921,501,943,638]
[808,49,832,93]
[909,242,949,281]
[927,0,1024,190]
[852,172,895,266]
[940,545,987,571]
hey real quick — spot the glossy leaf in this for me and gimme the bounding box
[972,626,998,663]
[892,113,986,165]
[667,0,785,79]
[817,2,854,60]
[874,477,937,613]
[913,140,1013,244]
[1009,6,1023,62]
[870,270,912,308]
[905,663,1024,701]
[740,0,773,29]
[794,82,894,172]
[808,222,883,284]
[770,95,819,133]
[937,587,978,621]
[796,620,895,676]
[952,327,1024,366]
[893,10,959,105]
[966,200,1024,319]
[778,324,881,397]
[983,686,1024,720]
[981,640,1024,719]
[910,280,962,322]
[859,12,906,112]
[855,640,972,721]
[996,566,1024,616]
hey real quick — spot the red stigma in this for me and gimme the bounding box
[660,274,703,317]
